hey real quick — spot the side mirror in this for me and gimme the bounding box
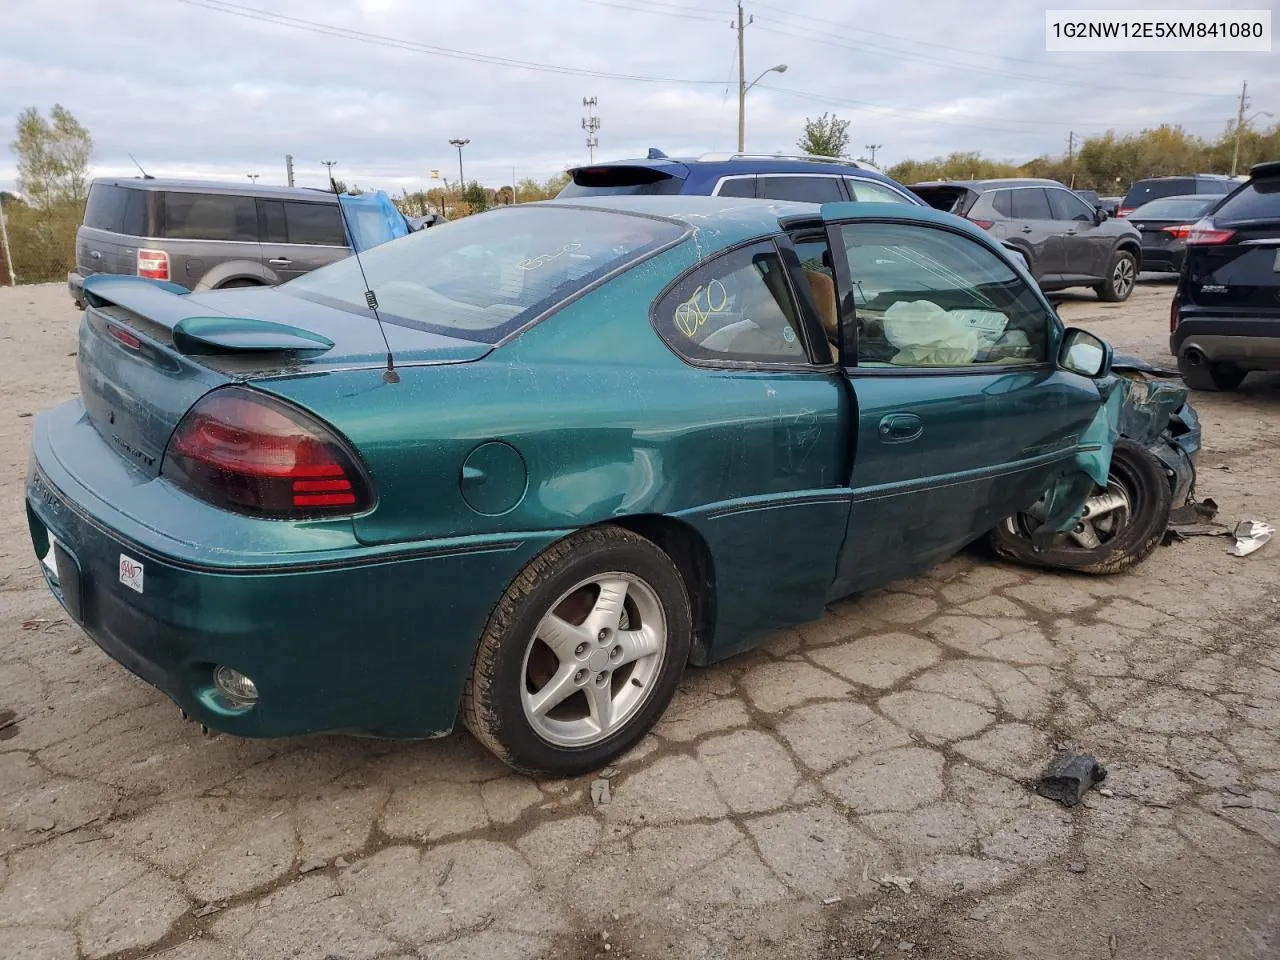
[1093,206,1109,223]
[1059,327,1113,379]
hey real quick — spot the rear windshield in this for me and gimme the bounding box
[1123,179,1195,208]
[1130,196,1217,220]
[283,205,686,343]
[558,166,684,198]
[1211,177,1280,223]
[909,186,969,214]
[82,183,149,235]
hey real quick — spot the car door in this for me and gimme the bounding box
[1047,187,1108,279]
[257,198,350,282]
[1007,188,1059,277]
[813,207,1104,597]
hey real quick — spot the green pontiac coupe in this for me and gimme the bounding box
[27,196,1129,775]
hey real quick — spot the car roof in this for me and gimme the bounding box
[89,177,339,202]
[910,178,1066,191]
[536,194,990,251]
[567,152,901,184]
[1129,174,1236,183]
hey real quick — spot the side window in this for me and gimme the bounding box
[833,221,1051,368]
[1009,188,1052,220]
[82,185,128,231]
[756,176,845,204]
[158,192,258,242]
[654,241,808,365]
[716,177,757,198]
[846,178,912,204]
[1048,189,1095,221]
[991,190,1014,218]
[258,200,288,244]
[283,201,347,246]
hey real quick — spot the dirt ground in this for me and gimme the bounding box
[0,278,1277,960]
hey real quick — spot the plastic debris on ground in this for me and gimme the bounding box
[1227,520,1274,557]
[1036,750,1108,807]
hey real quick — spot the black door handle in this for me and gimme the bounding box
[878,413,923,443]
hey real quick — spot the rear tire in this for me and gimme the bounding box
[988,439,1172,576]
[462,526,691,777]
[1177,354,1247,392]
[1095,249,1137,302]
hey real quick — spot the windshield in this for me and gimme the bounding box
[283,205,684,343]
[1131,197,1215,219]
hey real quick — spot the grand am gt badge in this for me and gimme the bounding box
[118,554,144,594]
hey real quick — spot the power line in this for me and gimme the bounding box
[573,0,726,25]
[172,0,727,84]
[748,0,1201,84]
[751,17,1237,100]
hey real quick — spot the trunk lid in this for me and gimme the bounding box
[76,275,492,477]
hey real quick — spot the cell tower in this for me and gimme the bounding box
[582,97,600,163]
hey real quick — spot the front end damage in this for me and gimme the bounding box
[993,354,1201,573]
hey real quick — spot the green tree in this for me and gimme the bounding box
[797,113,850,157]
[461,181,490,213]
[8,105,93,282]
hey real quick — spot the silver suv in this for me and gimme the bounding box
[909,178,1144,302]
[69,178,398,308]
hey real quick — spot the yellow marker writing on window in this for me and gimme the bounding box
[673,279,729,338]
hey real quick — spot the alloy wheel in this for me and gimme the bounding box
[519,572,667,747]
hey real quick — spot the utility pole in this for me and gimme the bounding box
[512,167,518,204]
[285,154,295,187]
[0,194,16,286]
[582,97,600,163]
[449,138,470,193]
[1231,80,1249,176]
[1067,130,1075,162]
[864,144,882,165]
[735,3,752,153]
[321,160,337,188]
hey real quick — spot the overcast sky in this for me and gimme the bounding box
[1,0,1275,195]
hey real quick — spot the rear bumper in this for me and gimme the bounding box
[26,400,559,739]
[1139,245,1183,272]
[1171,315,1280,370]
[68,270,87,309]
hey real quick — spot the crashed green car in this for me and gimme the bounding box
[27,196,1153,775]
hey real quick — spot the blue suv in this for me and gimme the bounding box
[557,150,924,206]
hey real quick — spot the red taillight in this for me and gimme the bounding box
[1161,224,1193,239]
[137,248,170,281]
[1185,221,1236,245]
[1116,208,1133,218]
[967,218,994,230]
[1170,297,1179,333]
[107,325,142,350]
[161,387,373,519]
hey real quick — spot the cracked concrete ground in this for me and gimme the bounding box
[1,279,1277,960]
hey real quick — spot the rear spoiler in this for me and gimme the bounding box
[82,274,334,356]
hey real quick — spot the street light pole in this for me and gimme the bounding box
[449,138,470,193]
[0,195,16,286]
[739,60,788,153]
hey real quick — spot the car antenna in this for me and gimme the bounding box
[328,175,399,384]
[128,154,154,179]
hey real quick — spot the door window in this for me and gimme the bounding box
[846,178,913,203]
[833,221,1051,368]
[654,241,808,364]
[716,177,757,198]
[1047,189,1095,221]
[990,190,1014,218]
[1009,188,1052,220]
[283,201,347,246]
[756,176,845,204]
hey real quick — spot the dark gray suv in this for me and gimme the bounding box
[69,178,390,308]
[910,178,1143,302]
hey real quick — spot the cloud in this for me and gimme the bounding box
[0,0,1269,193]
